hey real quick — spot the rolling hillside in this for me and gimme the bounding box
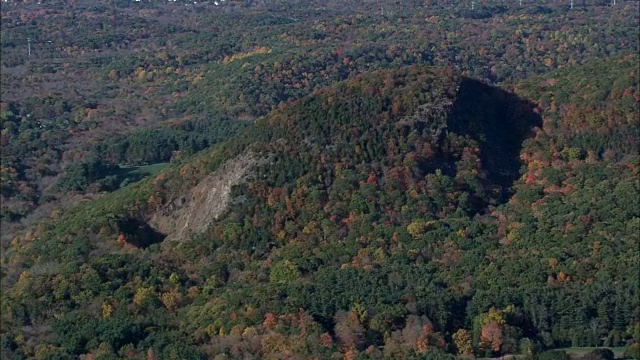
[0,59,638,359]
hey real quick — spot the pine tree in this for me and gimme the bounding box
[597,299,611,331]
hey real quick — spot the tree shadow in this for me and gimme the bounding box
[117,218,166,249]
[447,78,542,195]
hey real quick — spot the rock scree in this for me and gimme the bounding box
[149,152,259,242]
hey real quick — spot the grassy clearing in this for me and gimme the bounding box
[478,347,628,360]
[119,162,170,176]
[102,162,171,188]
[560,347,627,359]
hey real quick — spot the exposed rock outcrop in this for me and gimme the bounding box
[149,152,259,242]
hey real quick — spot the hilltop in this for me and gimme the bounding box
[1,60,638,359]
[2,0,638,242]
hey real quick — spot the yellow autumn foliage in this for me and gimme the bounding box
[223,47,272,64]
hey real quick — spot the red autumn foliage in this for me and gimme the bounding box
[480,321,503,352]
[263,312,278,330]
[367,172,378,185]
[117,233,127,245]
[320,333,333,347]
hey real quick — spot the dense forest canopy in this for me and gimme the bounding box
[0,0,638,359]
[1,0,637,233]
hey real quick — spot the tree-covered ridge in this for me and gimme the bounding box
[1,0,638,235]
[2,60,637,359]
[483,54,640,348]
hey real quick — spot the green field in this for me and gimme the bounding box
[107,162,170,188]
[123,162,170,176]
[478,348,629,360]
[561,347,627,359]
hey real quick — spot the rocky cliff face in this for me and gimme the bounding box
[149,152,262,242]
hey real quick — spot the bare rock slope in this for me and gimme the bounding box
[149,152,259,242]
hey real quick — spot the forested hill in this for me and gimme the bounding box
[2,0,638,237]
[1,60,638,359]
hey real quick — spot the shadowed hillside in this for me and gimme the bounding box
[449,78,542,191]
